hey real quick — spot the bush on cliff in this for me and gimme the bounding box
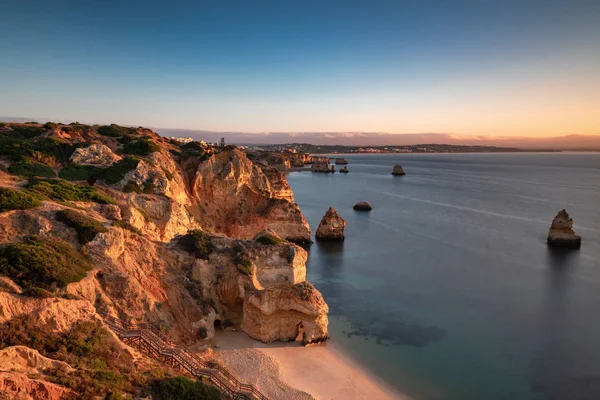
[8,160,56,178]
[97,124,136,137]
[178,230,214,260]
[0,187,42,212]
[123,137,161,156]
[56,209,108,244]
[123,180,142,193]
[0,235,93,289]
[152,377,221,400]
[59,164,103,181]
[0,315,146,398]
[256,234,282,245]
[101,157,141,184]
[112,219,141,235]
[25,178,116,204]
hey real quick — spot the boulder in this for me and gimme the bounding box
[339,167,349,173]
[353,202,372,211]
[69,144,122,167]
[547,209,581,249]
[392,164,406,176]
[315,207,346,241]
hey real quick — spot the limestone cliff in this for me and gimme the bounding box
[0,122,328,396]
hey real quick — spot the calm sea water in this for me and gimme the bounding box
[286,153,600,400]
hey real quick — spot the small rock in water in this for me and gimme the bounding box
[547,209,581,249]
[339,166,349,173]
[316,206,346,240]
[353,202,372,211]
[392,164,405,176]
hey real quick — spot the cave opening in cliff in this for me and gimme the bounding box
[214,319,222,331]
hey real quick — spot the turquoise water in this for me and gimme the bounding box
[286,153,600,400]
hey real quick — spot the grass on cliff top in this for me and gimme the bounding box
[97,123,137,137]
[0,187,42,212]
[8,159,56,178]
[256,234,282,245]
[0,235,93,289]
[25,178,117,204]
[177,229,214,260]
[56,209,108,244]
[59,164,103,181]
[0,129,84,165]
[122,137,161,156]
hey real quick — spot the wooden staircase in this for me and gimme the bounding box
[100,314,268,400]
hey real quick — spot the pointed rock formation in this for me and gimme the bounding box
[547,209,581,249]
[392,164,406,176]
[315,207,346,240]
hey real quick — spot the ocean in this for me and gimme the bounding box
[286,153,600,400]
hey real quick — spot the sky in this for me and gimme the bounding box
[1,0,599,137]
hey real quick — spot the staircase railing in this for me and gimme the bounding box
[98,313,268,400]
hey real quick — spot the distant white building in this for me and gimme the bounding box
[166,136,195,144]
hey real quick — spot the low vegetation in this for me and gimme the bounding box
[0,235,93,289]
[25,178,116,204]
[98,124,137,137]
[256,234,282,245]
[101,157,141,184]
[123,180,143,193]
[0,187,41,212]
[112,219,142,235]
[178,230,214,260]
[123,137,161,156]
[59,164,103,181]
[152,377,221,400]
[8,160,56,178]
[56,209,108,244]
[233,242,253,275]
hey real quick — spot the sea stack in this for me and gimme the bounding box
[353,202,372,211]
[392,164,406,176]
[339,166,349,173]
[316,206,346,240]
[547,209,581,249]
[335,158,349,165]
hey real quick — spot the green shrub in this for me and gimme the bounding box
[59,164,103,181]
[25,179,116,204]
[152,377,221,400]
[112,219,141,235]
[123,180,142,193]
[256,234,282,245]
[0,235,93,289]
[178,230,214,260]
[8,160,56,178]
[0,187,42,211]
[56,209,108,244]
[44,122,59,130]
[10,125,45,139]
[101,157,140,184]
[123,138,161,156]
[32,137,82,164]
[143,180,155,194]
[97,124,136,137]
[22,287,55,298]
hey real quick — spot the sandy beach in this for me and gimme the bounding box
[206,331,407,400]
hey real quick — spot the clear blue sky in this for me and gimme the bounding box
[1,0,599,136]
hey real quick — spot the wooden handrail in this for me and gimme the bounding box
[98,312,268,400]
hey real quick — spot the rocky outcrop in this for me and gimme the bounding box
[69,143,121,167]
[334,158,348,165]
[315,207,346,241]
[353,201,372,211]
[339,166,349,173]
[311,162,332,173]
[0,372,72,400]
[392,164,406,176]
[241,282,328,345]
[547,209,581,248]
[190,149,311,243]
[0,346,74,375]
